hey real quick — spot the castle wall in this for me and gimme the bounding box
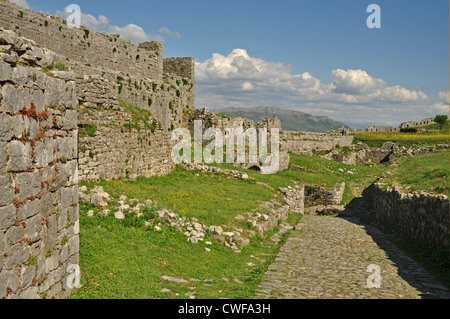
[0,1,163,81]
[371,183,449,270]
[78,109,175,181]
[0,36,79,299]
[0,0,195,182]
[280,131,354,155]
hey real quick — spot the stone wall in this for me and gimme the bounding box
[0,0,196,182]
[164,57,195,80]
[78,109,175,181]
[371,183,449,268]
[0,31,79,299]
[189,108,290,172]
[0,1,163,81]
[280,131,354,155]
[400,117,435,129]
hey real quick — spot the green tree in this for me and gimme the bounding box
[434,115,449,128]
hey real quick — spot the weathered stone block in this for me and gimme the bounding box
[68,235,79,255]
[0,142,7,175]
[17,198,39,220]
[19,264,36,290]
[0,232,5,255]
[0,204,15,231]
[0,113,11,141]
[3,243,29,268]
[19,285,39,299]
[0,60,11,81]
[45,253,59,273]
[1,85,31,114]
[0,175,14,207]
[24,215,41,243]
[0,271,7,299]
[30,88,45,113]
[38,192,53,217]
[15,170,41,201]
[8,141,32,172]
[35,138,54,168]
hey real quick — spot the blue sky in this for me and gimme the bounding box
[11,0,449,127]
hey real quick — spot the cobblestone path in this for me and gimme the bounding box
[255,215,450,299]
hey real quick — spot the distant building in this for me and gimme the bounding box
[400,117,436,129]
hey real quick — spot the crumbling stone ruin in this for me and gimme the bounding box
[362,117,436,132]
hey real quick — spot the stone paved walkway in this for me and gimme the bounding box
[255,215,450,299]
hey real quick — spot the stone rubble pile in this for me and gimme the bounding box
[182,163,251,180]
[0,29,56,68]
[321,141,450,165]
[79,184,302,252]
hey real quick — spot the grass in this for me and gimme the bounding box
[118,100,154,132]
[69,137,448,298]
[212,152,388,205]
[386,150,450,196]
[70,167,303,299]
[80,166,276,226]
[352,131,449,148]
[79,124,97,138]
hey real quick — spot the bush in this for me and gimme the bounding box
[79,124,97,138]
[53,59,66,71]
[435,115,449,128]
[400,128,418,133]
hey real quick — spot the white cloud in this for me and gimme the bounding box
[159,27,181,39]
[8,0,29,9]
[432,91,450,113]
[55,6,178,44]
[81,13,110,30]
[196,49,435,125]
[108,24,163,44]
[242,82,254,90]
[439,91,449,104]
[331,69,428,103]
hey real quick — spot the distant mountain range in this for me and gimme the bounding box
[212,106,350,133]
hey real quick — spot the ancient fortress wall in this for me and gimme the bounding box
[0,0,195,181]
[280,131,354,155]
[0,1,163,80]
[0,33,79,299]
[371,184,449,267]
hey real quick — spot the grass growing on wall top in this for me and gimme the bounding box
[385,150,450,196]
[352,130,450,148]
[118,99,154,132]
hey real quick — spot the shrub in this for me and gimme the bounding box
[44,20,49,27]
[435,115,449,128]
[400,128,418,133]
[53,59,66,71]
[18,11,24,18]
[79,124,97,138]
